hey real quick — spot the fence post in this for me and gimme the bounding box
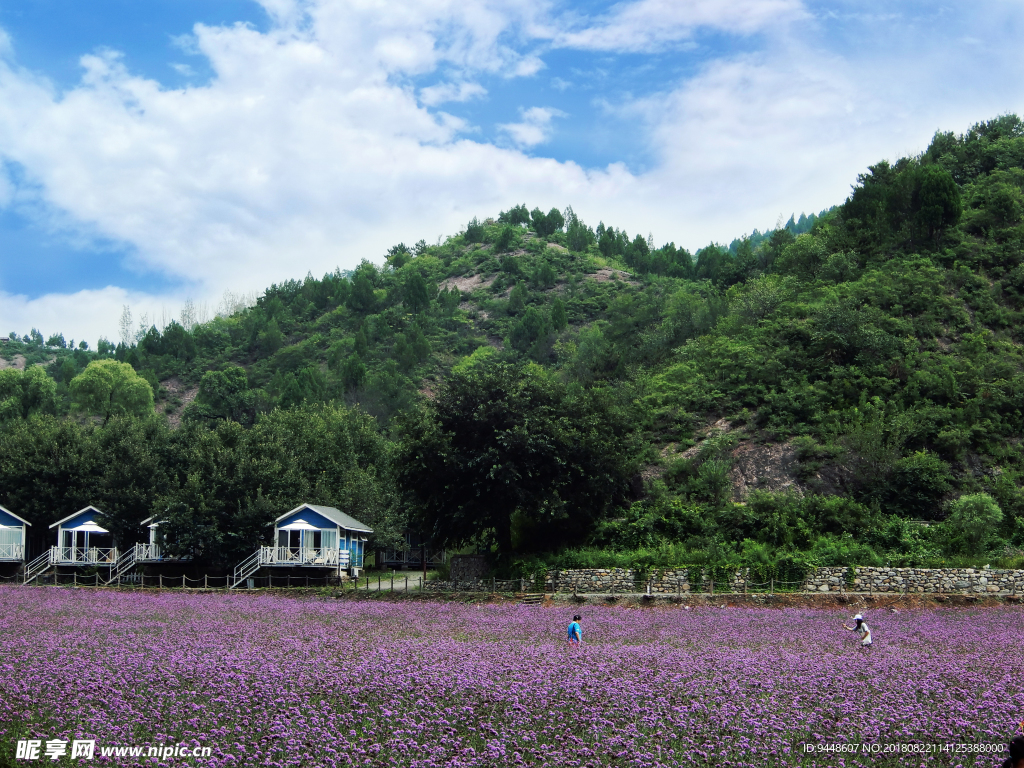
[709,579,714,596]
[770,578,773,594]
[492,576,495,594]
[73,571,76,587]
[95,573,99,588]
[391,573,394,592]
[405,576,408,593]
[159,574,163,589]
[183,574,186,589]
[205,574,208,589]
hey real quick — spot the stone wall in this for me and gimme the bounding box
[546,568,638,593]
[424,566,1024,595]
[542,568,749,594]
[803,566,1024,595]
[423,577,524,592]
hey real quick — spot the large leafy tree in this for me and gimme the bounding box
[0,366,58,421]
[69,359,153,424]
[397,361,640,559]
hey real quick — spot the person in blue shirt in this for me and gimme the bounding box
[567,615,582,646]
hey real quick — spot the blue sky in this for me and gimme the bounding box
[1,0,1023,343]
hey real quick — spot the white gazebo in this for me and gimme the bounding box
[0,505,30,562]
[231,503,372,588]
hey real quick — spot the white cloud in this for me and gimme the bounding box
[554,0,808,52]
[419,80,487,106]
[170,63,196,77]
[498,106,566,147]
[1,287,169,347]
[0,0,1023,341]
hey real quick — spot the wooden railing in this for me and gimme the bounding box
[376,548,445,569]
[262,546,351,567]
[51,546,119,565]
[134,543,162,562]
[0,543,24,561]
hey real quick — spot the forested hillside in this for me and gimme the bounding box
[4,115,1024,576]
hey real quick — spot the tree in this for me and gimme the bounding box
[531,207,565,237]
[465,217,485,243]
[498,204,530,227]
[0,366,58,421]
[915,164,962,243]
[494,225,518,252]
[258,318,284,355]
[347,270,378,314]
[565,207,593,252]
[940,493,1003,556]
[188,366,257,424]
[551,297,568,331]
[732,275,791,321]
[69,359,154,424]
[508,282,528,314]
[386,243,411,270]
[119,306,133,348]
[402,269,432,314]
[397,362,639,559]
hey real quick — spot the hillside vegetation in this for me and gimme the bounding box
[4,115,1024,576]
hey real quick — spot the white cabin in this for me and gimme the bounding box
[0,505,30,562]
[136,516,166,562]
[47,506,117,566]
[230,503,372,588]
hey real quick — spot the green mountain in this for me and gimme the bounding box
[3,114,1024,574]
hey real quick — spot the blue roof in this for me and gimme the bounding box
[0,505,30,527]
[49,506,107,530]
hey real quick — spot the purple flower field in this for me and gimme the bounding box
[1,587,1021,767]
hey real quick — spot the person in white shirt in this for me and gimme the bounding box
[843,613,872,648]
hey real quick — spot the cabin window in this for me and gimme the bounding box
[0,529,19,547]
[321,530,337,550]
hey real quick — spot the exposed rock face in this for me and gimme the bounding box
[0,354,27,370]
[439,273,496,293]
[729,441,803,500]
[158,376,199,429]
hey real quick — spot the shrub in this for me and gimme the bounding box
[938,493,1004,556]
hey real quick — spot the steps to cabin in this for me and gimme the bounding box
[229,550,263,589]
[23,552,54,585]
[106,544,139,585]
